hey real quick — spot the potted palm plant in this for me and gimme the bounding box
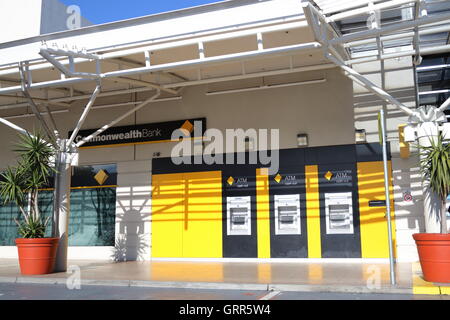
[414,133,450,283]
[0,132,59,275]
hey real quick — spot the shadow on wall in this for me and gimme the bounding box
[113,233,147,262]
[112,186,151,262]
[112,210,148,262]
[393,166,426,232]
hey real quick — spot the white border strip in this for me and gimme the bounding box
[259,291,281,300]
[150,258,392,263]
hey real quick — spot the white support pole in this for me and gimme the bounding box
[144,51,151,67]
[380,109,397,286]
[43,47,100,60]
[39,50,70,77]
[52,139,72,273]
[67,84,102,146]
[413,0,423,66]
[257,33,264,51]
[198,42,205,59]
[111,77,178,95]
[42,104,60,140]
[326,53,416,116]
[438,96,450,113]
[0,117,32,136]
[40,49,101,80]
[18,64,58,147]
[76,90,161,148]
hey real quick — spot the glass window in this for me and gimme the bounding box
[0,164,117,247]
[69,188,116,246]
[417,53,450,111]
[0,200,24,246]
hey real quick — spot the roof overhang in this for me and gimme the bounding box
[0,0,336,120]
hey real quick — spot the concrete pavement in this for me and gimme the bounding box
[0,282,449,300]
[0,259,449,296]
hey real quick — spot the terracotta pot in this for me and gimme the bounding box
[16,238,59,275]
[413,233,450,283]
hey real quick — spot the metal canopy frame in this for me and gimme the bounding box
[303,0,450,119]
[0,8,333,148]
[0,0,449,271]
[303,0,450,282]
[0,3,333,271]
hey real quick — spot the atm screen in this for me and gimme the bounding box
[325,193,354,235]
[274,195,301,235]
[231,208,248,225]
[227,196,252,236]
[279,206,297,224]
[329,204,351,229]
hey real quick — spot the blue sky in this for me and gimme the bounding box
[59,0,225,24]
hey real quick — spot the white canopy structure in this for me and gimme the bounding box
[0,0,450,271]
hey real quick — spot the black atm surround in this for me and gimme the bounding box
[318,162,362,258]
[268,165,308,258]
[151,143,391,259]
[309,145,363,258]
[222,164,258,258]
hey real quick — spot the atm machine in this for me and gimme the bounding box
[324,192,354,235]
[274,194,301,235]
[227,196,252,236]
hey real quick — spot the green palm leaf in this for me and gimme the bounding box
[0,131,56,239]
[419,134,450,234]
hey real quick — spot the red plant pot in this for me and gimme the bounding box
[413,233,450,283]
[16,238,59,276]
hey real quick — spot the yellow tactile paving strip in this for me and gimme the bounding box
[412,262,450,295]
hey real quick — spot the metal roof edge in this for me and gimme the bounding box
[0,0,273,49]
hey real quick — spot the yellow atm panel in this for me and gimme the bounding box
[183,171,223,258]
[305,165,322,259]
[256,168,271,259]
[151,173,185,258]
[151,171,223,258]
[357,161,396,258]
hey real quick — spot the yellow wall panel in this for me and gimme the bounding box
[358,161,396,258]
[256,168,271,259]
[151,173,185,258]
[183,171,223,258]
[305,165,322,259]
[152,171,223,258]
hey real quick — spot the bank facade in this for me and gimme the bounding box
[0,0,449,263]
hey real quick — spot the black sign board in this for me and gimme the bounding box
[369,200,387,207]
[70,118,206,148]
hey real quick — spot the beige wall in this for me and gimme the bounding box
[0,68,354,167]
[0,67,357,260]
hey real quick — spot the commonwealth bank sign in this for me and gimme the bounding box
[70,118,206,148]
